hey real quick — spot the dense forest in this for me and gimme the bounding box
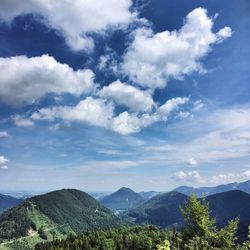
[35,195,250,250]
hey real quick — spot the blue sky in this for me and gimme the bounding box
[0,0,250,192]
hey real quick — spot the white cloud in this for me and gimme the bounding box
[137,105,250,168]
[0,55,95,106]
[173,170,202,183]
[32,97,114,128]
[0,165,8,169]
[176,111,193,119]
[31,96,188,135]
[13,115,34,127]
[98,80,154,112]
[123,8,232,89]
[111,112,158,135]
[0,155,9,166]
[186,157,198,166]
[97,48,120,74]
[0,131,8,138]
[0,0,135,51]
[192,100,205,112]
[158,97,189,121]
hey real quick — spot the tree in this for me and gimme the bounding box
[156,240,171,250]
[180,194,239,250]
[38,227,47,240]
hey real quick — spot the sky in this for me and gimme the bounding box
[0,0,250,192]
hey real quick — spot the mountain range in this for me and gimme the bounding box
[1,186,250,249]
[174,180,250,197]
[124,190,250,240]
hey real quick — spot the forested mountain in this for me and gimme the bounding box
[125,190,250,240]
[100,187,145,212]
[0,193,23,214]
[207,190,250,239]
[0,189,122,248]
[124,191,187,227]
[174,180,250,197]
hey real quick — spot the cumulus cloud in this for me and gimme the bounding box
[158,98,189,120]
[173,170,202,183]
[0,155,9,167]
[0,0,135,51]
[111,112,158,135]
[31,96,188,135]
[0,55,95,106]
[31,97,114,128]
[186,157,198,166]
[98,80,154,112]
[123,8,232,89]
[0,131,8,138]
[12,115,34,127]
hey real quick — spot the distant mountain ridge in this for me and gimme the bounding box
[100,187,145,212]
[174,179,250,197]
[125,190,250,239]
[0,193,23,214]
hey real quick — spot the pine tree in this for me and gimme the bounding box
[180,194,239,250]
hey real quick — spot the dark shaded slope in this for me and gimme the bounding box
[207,190,250,239]
[0,194,23,213]
[125,191,187,227]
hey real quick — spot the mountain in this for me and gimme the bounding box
[125,190,250,239]
[124,191,187,227]
[0,189,122,244]
[174,179,250,197]
[207,190,250,239]
[100,187,145,212]
[139,191,162,200]
[0,193,23,214]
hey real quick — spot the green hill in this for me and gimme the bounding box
[100,187,145,212]
[0,189,122,249]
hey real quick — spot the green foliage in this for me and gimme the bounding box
[34,226,169,250]
[180,194,239,250]
[0,201,36,239]
[156,240,171,250]
[38,227,47,240]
